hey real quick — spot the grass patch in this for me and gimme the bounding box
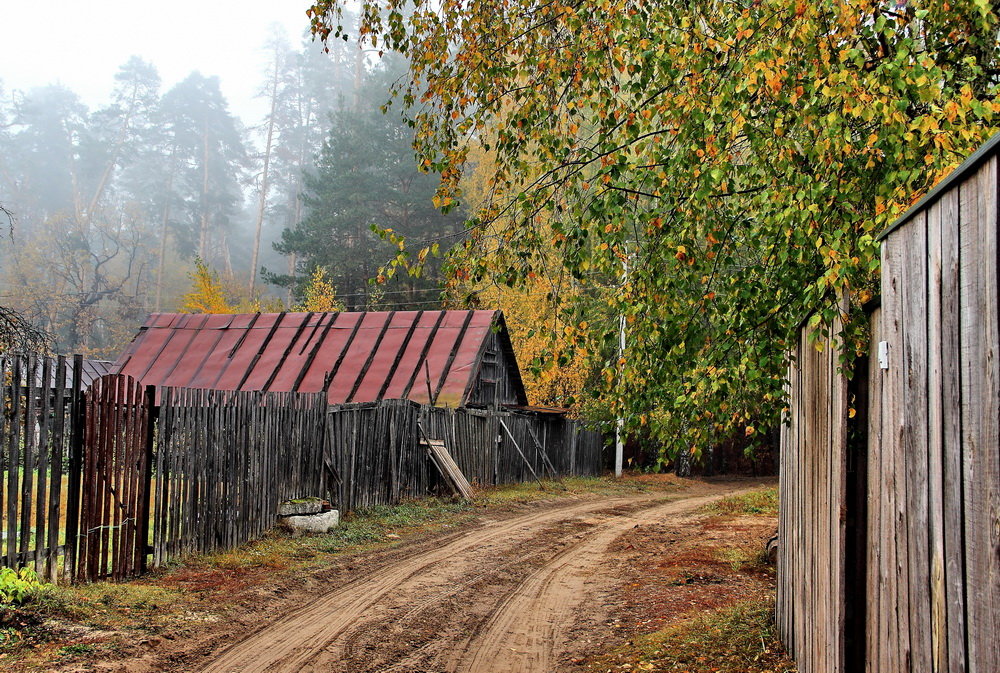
[58,643,95,656]
[475,474,674,507]
[196,475,676,571]
[318,499,474,552]
[705,487,778,516]
[47,581,185,627]
[197,497,477,572]
[596,599,795,673]
[714,546,768,573]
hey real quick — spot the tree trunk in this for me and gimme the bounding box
[249,55,281,293]
[154,164,175,312]
[198,117,211,260]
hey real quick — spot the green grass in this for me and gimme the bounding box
[475,474,667,507]
[704,487,778,516]
[715,545,768,573]
[58,643,95,656]
[317,499,474,552]
[594,599,795,673]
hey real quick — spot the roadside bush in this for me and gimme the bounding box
[0,568,50,608]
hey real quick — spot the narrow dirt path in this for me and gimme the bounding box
[198,481,755,673]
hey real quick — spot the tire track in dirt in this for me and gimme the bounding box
[316,511,620,672]
[442,491,738,673]
[198,493,679,673]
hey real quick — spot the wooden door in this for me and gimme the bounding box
[75,375,153,582]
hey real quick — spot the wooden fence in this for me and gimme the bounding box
[150,387,329,567]
[777,315,850,673]
[76,375,153,582]
[1,355,603,579]
[328,400,604,512]
[0,354,83,581]
[779,136,1000,673]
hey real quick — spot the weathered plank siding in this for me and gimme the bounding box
[777,314,848,673]
[328,400,604,512]
[151,387,329,567]
[464,328,526,408]
[861,151,1000,673]
[780,136,1000,672]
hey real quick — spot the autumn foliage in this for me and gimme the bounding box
[310,0,999,456]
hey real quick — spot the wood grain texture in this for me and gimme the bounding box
[777,312,848,673]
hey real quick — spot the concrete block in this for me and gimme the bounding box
[285,509,340,535]
[277,499,323,516]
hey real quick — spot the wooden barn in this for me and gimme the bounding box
[778,133,1000,673]
[112,310,528,408]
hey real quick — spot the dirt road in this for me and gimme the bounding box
[192,481,755,673]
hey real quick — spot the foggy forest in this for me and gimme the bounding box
[0,24,463,359]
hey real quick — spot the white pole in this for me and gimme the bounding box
[614,256,627,478]
[614,337,625,476]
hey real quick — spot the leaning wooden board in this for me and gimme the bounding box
[421,439,473,500]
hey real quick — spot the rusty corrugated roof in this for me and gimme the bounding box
[112,310,517,406]
[18,357,112,390]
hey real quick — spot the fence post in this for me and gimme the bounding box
[63,354,84,581]
[137,385,156,574]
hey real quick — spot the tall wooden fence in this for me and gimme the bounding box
[328,400,604,512]
[779,138,1000,673]
[777,316,849,673]
[150,387,329,567]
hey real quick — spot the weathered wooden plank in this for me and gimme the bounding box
[925,195,949,673]
[959,164,983,673]
[64,354,84,579]
[806,324,819,672]
[20,356,37,564]
[901,211,932,673]
[47,356,67,581]
[865,307,883,673]
[7,357,22,566]
[978,155,1000,671]
[34,356,51,576]
[961,156,1000,673]
[833,301,849,673]
[779,341,793,654]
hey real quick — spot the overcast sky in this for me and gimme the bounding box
[1,0,321,124]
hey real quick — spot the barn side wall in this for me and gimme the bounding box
[867,154,1000,673]
[777,316,848,673]
[465,329,524,408]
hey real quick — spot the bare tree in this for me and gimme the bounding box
[0,203,51,352]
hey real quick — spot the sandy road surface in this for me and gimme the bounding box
[197,481,754,673]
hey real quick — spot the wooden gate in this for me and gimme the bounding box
[75,375,153,582]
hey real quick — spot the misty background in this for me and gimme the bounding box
[0,7,464,358]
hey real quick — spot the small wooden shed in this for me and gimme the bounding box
[112,309,528,408]
[779,133,1000,673]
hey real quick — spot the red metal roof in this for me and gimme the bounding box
[112,310,516,406]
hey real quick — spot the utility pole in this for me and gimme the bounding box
[614,254,628,478]
[615,311,625,477]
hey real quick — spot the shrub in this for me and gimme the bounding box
[0,567,51,607]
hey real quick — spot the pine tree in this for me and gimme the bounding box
[272,54,463,310]
[158,73,247,269]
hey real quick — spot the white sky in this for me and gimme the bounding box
[1,0,320,125]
